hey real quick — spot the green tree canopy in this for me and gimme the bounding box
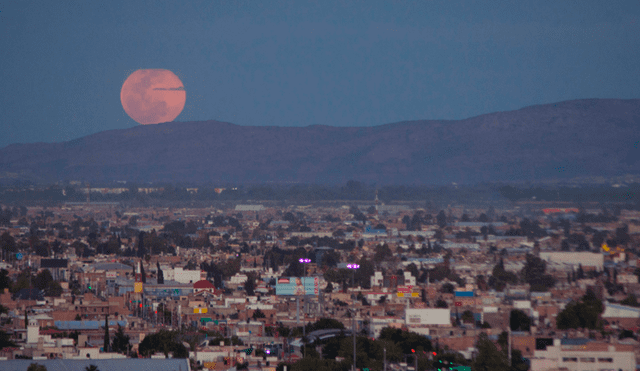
[0,329,17,350]
[111,325,130,354]
[378,327,432,355]
[472,332,509,371]
[0,269,11,292]
[306,318,345,333]
[556,289,604,330]
[34,269,62,297]
[509,309,531,332]
[27,363,47,371]
[488,258,518,291]
[521,254,556,291]
[461,310,475,324]
[138,329,188,358]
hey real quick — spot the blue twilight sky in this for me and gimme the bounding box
[1,1,639,148]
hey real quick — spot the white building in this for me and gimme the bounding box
[228,273,249,285]
[163,267,202,284]
[538,252,604,270]
[370,271,384,288]
[403,271,416,286]
[530,339,635,371]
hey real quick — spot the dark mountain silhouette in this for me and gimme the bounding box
[1,98,639,184]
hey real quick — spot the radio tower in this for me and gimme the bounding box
[86,183,90,204]
[374,189,380,214]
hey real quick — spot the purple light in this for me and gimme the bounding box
[299,258,311,263]
[347,264,360,269]
[265,349,271,354]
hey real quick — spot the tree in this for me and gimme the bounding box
[139,329,188,358]
[103,314,109,352]
[0,329,17,350]
[472,332,509,371]
[509,309,531,332]
[0,232,16,262]
[244,273,256,296]
[621,294,640,307]
[252,309,266,320]
[0,269,11,292]
[378,295,387,305]
[27,364,47,371]
[440,283,455,294]
[306,318,345,332]
[111,325,130,354]
[324,281,333,293]
[461,310,474,323]
[488,258,518,291]
[156,262,164,284]
[521,254,556,291]
[556,289,603,330]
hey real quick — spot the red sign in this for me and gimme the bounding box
[454,301,462,306]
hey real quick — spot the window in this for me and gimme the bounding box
[562,357,577,362]
[580,357,595,363]
[597,358,613,363]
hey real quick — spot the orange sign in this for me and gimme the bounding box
[134,282,143,293]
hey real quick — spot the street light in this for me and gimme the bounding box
[349,308,357,371]
[347,263,359,288]
[299,258,311,358]
[346,263,359,371]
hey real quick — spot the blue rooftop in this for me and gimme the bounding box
[55,320,127,330]
[561,338,591,345]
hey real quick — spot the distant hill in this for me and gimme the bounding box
[1,98,639,184]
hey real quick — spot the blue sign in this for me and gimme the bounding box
[454,291,474,297]
[16,253,23,260]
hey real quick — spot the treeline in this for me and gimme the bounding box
[0,181,501,204]
[499,184,640,204]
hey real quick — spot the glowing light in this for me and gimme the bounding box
[347,264,360,269]
[299,258,311,263]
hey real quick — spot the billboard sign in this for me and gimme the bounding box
[275,277,319,296]
[397,285,419,297]
[405,308,451,326]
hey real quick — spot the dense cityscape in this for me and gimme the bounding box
[1,183,639,371]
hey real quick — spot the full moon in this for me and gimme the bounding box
[120,69,186,125]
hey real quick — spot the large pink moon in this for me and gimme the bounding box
[120,69,186,125]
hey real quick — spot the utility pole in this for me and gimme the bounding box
[383,347,386,371]
[352,311,356,371]
[508,325,512,365]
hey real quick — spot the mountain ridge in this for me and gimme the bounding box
[1,98,639,185]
